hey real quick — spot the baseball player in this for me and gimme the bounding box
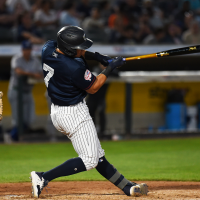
[30,26,148,198]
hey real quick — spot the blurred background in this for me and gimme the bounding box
[1,0,200,143]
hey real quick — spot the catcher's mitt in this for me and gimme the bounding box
[0,92,3,121]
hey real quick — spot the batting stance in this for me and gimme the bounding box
[30,26,148,198]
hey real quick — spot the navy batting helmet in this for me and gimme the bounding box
[57,26,93,57]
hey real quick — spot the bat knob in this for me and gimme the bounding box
[0,92,3,98]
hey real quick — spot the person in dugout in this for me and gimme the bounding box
[8,40,43,141]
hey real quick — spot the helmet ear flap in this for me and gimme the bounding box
[63,46,77,57]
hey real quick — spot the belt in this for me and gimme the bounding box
[70,99,84,106]
[52,98,85,107]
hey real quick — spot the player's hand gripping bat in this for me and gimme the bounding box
[0,92,3,121]
[123,45,200,61]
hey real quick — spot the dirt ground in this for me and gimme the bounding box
[0,181,200,200]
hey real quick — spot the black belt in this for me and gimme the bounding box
[70,99,84,106]
[52,99,84,107]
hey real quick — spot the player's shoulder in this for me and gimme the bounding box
[66,57,86,75]
[42,40,56,52]
[42,40,57,61]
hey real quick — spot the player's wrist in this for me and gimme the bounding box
[100,65,112,77]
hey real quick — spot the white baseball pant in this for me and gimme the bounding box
[50,99,105,171]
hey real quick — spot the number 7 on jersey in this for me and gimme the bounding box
[43,63,54,87]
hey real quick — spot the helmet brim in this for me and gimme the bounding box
[72,38,93,50]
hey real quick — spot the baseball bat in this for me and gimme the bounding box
[124,45,200,61]
[0,92,3,121]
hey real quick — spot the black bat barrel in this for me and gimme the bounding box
[156,45,200,57]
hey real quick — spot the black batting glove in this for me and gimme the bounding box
[84,51,111,66]
[94,52,112,66]
[100,56,125,77]
[109,56,126,71]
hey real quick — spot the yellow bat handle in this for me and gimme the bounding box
[125,53,158,61]
[0,92,3,121]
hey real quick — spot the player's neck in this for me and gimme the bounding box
[56,48,64,55]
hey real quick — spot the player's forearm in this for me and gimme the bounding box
[86,74,107,94]
[83,51,111,66]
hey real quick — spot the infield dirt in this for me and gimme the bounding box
[0,181,200,199]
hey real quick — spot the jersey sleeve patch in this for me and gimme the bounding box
[84,70,92,81]
[72,68,96,91]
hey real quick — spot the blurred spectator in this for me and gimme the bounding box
[183,11,194,31]
[86,64,119,140]
[0,0,14,28]
[110,25,136,44]
[13,0,29,19]
[6,0,30,13]
[175,0,192,28]
[17,11,44,44]
[182,20,200,44]
[98,0,111,26]
[30,0,65,13]
[142,0,164,29]
[108,5,129,43]
[157,0,179,19]
[52,0,66,11]
[30,0,42,13]
[76,0,91,19]
[0,0,199,45]
[120,25,136,44]
[143,28,168,44]
[8,41,43,141]
[165,23,183,44]
[0,0,15,42]
[135,13,152,43]
[179,0,200,14]
[34,0,58,40]
[82,7,106,42]
[117,0,142,21]
[108,5,128,30]
[59,1,80,27]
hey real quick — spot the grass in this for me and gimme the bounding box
[0,138,200,183]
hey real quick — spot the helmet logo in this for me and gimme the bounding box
[83,34,86,40]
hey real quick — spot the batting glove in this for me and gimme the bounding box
[109,57,126,70]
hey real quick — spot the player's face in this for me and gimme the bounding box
[74,49,85,58]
